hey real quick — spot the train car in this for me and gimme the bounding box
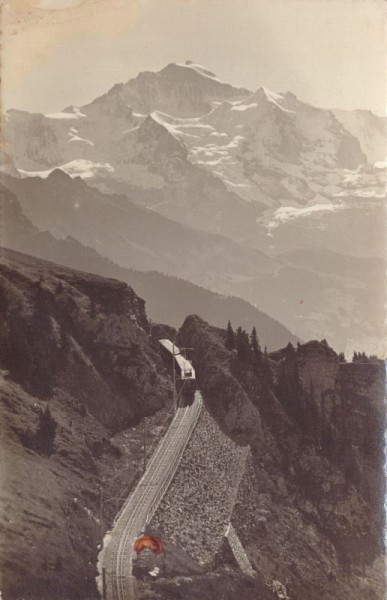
[159,339,196,406]
[158,339,196,379]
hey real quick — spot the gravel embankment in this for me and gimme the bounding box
[151,406,249,565]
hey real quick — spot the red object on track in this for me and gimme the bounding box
[133,535,164,555]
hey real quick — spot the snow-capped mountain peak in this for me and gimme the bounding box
[168,60,226,84]
[245,87,297,114]
[108,62,251,118]
[3,62,381,240]
[2,61,384,356]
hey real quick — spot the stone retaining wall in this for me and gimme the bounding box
[150,406,249,565]
[226,523,255,577]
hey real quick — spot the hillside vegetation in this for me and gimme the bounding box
[0,249,174,599]
[155,316,385,600]
[0,250,384,600]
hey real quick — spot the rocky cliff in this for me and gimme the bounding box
[0,254,384,600]
[157,315,385,600]
[0,248,174,599]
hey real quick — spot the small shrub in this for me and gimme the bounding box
[34,405,57,457]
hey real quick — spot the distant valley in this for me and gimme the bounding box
[1,184,298,351]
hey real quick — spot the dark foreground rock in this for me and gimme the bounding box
[153,315,385,600]
[0,248,173,599]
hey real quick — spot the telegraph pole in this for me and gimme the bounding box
[143,416,147,472]
[144,320,157,469]
[99,486,107,600]
[102,568,107,600]
[172,339,176,414]
[99,487,104,543]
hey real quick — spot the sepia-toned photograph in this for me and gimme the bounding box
[0,1,385,599]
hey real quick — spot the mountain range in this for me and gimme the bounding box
[0,182,299,350]
[2,61,385,355]
[4,61,385,242]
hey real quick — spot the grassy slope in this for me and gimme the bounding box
[0,249,175,599]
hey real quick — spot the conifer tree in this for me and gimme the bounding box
[35,405,57,456]
[236,326,243,358]
[250,326,262,357]
[262,345,274,388]
[225,320,235,350]
[236,326,250,362]
[286,342,296,357]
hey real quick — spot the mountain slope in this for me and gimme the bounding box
[121,270,300,349]
[2,175,384,354]
[333,109,386,164]
[4,61,382,247]
[2,252,383,600]
[0,247,175,599]
[1,185,299,350]
[0,172,276,279]
[2,62,385,354]
[85,61,249,118]
[167,315,385,600]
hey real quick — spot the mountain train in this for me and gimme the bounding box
[158,338,196,406]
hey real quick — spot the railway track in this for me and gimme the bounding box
[101,391,203,600]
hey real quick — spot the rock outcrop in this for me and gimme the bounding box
[0,248,174,599]
[163,315,386,600]
[178,315,263,445]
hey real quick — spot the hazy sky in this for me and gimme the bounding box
[2,0,385,114]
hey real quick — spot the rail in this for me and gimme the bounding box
[145,396,202,523]
[112,409,184,527]
[101,392,203,600]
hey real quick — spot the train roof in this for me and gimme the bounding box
[159,338,180,355]
[159,338,196,379]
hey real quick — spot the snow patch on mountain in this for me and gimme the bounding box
[45,107,86,120]
[150,111,201,140]
[210,131,228,138]
[374,161,386,169]
[216,177,250,189]
[230,103,258,112]
[122,125,141,135]
[190,137,244,161]
[68,128,94,146]
[175,61,225,84]
[262,87,296,114]
[268,203,344,229]
[18,159,114,179]
[333,189,385,199]
[178,122,215,131]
